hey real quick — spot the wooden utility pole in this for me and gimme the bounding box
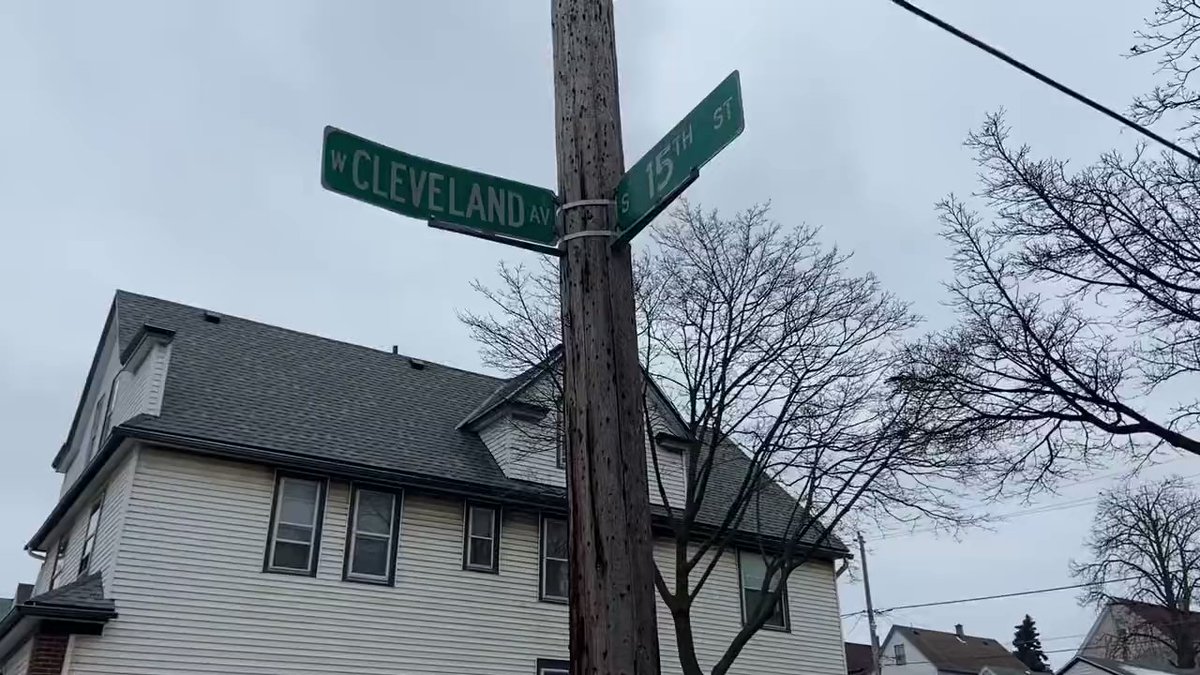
[551,1,661,673]
[858,532,882,674]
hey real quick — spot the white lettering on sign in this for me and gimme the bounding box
[448,178,466,217]
[487,187,505,226]
[427,173,445,213]
[389,161,406,204]
[408,167,427,208]
[529,204,551,227]
[352,150,371,191]
[370,156,388,199]
[507,191,525,228]
[466,184,485,220]
[331,150,347,173]
[713,97,735,130]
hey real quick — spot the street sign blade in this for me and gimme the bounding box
[614,70,745,239]
[321,126,559,248]
[428,219,562,257]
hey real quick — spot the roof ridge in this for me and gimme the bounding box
[113,290,504,383]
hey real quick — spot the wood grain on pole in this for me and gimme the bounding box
[551,0,661,673]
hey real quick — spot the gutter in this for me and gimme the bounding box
[0,603,118,643]
[28,422,849,560]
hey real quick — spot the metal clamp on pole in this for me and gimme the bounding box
[556,199,617,248]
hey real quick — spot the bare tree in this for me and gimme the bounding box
[1072,477,1200,668]
[1130,0,1200,140]
[897,0,1200,471]
[463,203,1017,675]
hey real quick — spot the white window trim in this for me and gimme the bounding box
[464,503,500,573]
[737,549,790,631]
[78,496,104,575]
[265,475,325,575]
[540,516,568,603]
[344,486,399,585]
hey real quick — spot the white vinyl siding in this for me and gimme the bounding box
[477,407,687,508]
[879,631,937,675]
[60,329,171,498]
[1,638,31,675]
[34,450,137,594]
[67,447,845,675]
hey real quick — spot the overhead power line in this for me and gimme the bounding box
[887,0,1200,164]
[841,575,1138,618]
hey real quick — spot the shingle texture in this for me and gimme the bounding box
[893,625,1028,674]
[25,573,114,612]
[112,291,846,553]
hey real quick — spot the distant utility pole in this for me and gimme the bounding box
[551,1,662,673]
[858,532,882,673]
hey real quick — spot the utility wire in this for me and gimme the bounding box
[841,576,1138,617]
[888,0,1200,164]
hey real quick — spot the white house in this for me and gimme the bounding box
[1077,600,1200,670]
[0,291,852,675]
[878,624,1028,675]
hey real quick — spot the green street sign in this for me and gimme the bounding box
[614,70,745,245]
[321,126,560,254]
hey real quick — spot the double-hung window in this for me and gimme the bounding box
[894,644,907,665]
[344,486,400,584]
[49,537,69,589]
[540,516,568,602]
[737,550,789,631]
[265,475,326,576]
[463,503,500,573]
[78,497,104,574]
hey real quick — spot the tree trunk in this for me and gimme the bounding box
[671,606,705,675]
[551,1,661,673]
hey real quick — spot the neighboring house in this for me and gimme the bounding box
[0,291,852,675]
[1078,600,1200,669]
[846,641,876,675]
[1057,655,1194,675]
[879,624,1029,675]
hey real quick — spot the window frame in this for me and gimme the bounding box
[49,536,69,590]
[894,643,907,665]
[86,393,108,461]
[736,549,791,632]
[539,514,569,604]
[77,495,105,575]
[536,658,570,675]
[263,472,327,577]
[462,502,501,574]
[342,484,402,586]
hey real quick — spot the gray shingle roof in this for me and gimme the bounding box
[892,625,1027,674]
[111,291,847,555]
[0,598,10,618]
[26,573,114,612]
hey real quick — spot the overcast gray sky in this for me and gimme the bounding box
[1,0,1192,662]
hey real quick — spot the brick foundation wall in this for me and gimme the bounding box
[26,633,68,675]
